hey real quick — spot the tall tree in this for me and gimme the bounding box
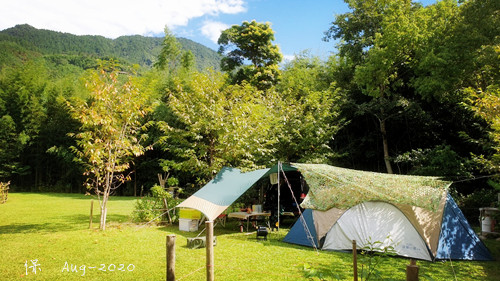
[218,20,282,90]
[69,62,153,230]
[0,115,23,181]
[326,0,423,173]
[326,0,495,180]
[274,53,344,163]
[164,71,276,183]
[154,26,181,71]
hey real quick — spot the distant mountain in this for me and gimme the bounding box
[0,24,221,71]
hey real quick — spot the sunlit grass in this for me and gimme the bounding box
[0,193,498,280]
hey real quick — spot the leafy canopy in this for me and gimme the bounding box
[218,20,282,90]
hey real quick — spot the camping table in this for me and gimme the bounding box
[228,212,271,232]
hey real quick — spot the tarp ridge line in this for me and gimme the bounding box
[280,162,318,252]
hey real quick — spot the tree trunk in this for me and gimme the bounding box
[134,165,137,197]
[379,118,393,174]
[100,187,109,230]
[100,205,107,231]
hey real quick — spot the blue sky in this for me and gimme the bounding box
[175,0,352,60]
[1,0,437,60]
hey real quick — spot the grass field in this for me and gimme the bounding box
[0,193,499,280]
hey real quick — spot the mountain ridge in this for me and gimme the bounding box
[0,24,221,71]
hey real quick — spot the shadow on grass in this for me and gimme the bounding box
[0,222,75,234]
[31,192,138,201]
[298,262,350,281]
[0,214,131,234]
[482,239,500,280]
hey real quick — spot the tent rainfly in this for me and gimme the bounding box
[177,163,493,261]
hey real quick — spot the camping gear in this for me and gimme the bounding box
[177,163,493,261]
[187,236,217,249]
[479,207,498,234]
[283,164,493,261]
[179,208,202,232]
[256,226,269,240]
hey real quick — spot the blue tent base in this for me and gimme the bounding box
[436,194,493,261]
[282,209,319,248]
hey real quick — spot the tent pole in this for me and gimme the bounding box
[277,161,281,231]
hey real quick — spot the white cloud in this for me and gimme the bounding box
[201,21,229,43]
[0,0,246,38]
[282,54,296,62]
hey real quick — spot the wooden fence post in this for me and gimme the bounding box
[89,199,94,229]
[406,259,419,281]
[167,234,176,281]
[206,221,214,281]
[353,240,358,281]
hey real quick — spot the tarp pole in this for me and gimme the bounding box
[277,161,281,231]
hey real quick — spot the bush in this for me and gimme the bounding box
[132,185,182,223]
[454,188,498,226]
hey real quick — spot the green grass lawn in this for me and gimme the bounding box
[0,193,499,280]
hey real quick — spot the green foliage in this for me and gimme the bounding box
[218,20,282,90]
[132,195,160,222]
[359,236,398,281]
[0,115,23,179]
[0,24,221,71]
[274,53,343,163]
[164,70,277,182]
[68,62,154,229]
[132,184,180,223]
[154,26,181,71]
[455,188,498,210]
[394,145,473,179]
[325,0,496,179]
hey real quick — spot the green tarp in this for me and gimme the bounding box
[176,167,269,221]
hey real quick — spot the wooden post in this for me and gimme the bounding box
[353,240,358,281]
[163,198,172,224]
[406,259,419,281]
[89,199,94,229]
[167,235,176,281]
[206,221,214,281]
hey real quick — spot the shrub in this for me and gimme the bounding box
[132,185,182,224]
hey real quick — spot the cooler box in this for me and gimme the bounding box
[179,208,201,232]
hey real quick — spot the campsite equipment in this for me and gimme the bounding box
[480,207,498,234]
[256,226,269,240]
[284,164,493,261]
[179,208,201,232]
[177,163,493,261]
[187,236,217,249]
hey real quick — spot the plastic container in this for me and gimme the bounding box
[481,216,493,233]
[252,204,262,213]
[179,208,201,220]
[179,218,199,232]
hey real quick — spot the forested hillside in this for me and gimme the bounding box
[0,0,498,218]
[0,24,221,70]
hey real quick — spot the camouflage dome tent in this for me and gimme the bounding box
[284,164,492,261]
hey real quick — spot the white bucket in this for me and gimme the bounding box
[481,216,493,232]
